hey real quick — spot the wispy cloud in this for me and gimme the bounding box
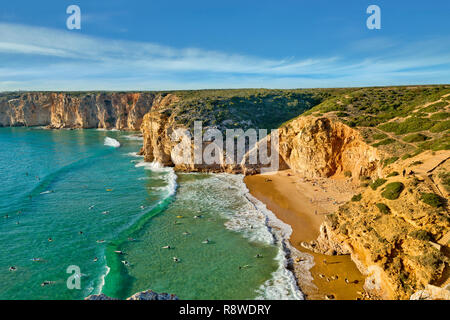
[0,22,449,90]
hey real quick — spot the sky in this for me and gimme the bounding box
[0,0,449,91]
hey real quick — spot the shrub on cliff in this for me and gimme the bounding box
[387,171,399,177]
[378,117,435,135]
[373,138,395,147]
[439,172,450,192]
[381,182,405,200]
[430,112,450,120]
[370,178,387,190]
[429,120,450,133]
[351,193,362,202]
[372,132,388,140]
[409,230,433,241]
[376,203,391,214]
[420,193,446,208]
[403,133,429,143]
[382,157,399,167]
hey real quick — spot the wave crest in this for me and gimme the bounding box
[104,137,121,148]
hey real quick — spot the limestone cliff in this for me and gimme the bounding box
[304,152,450,299]
[0,92,161,130]
[278,117,382,180]
[140,112,381,178]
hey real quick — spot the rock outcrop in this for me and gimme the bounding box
[0,92,161,130]
[140,113,381,178]
[303,161,450,299]
[278,117,382,179]
[85,290,178,301]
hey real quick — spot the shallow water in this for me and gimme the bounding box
[0,128,300,300]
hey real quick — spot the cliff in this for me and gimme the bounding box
[303,151,450,299]
[0,92,159,130]
[278,117,382,180]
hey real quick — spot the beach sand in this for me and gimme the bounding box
[245,170,366,300]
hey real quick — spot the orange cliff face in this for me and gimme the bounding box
[0,92,160,130]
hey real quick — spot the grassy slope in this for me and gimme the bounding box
[299,85,450,161]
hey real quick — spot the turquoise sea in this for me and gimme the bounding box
[0,128,301,300]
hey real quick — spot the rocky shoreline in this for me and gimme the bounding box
[85,290,179,300]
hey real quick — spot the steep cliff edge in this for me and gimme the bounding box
[278,117,382,180]
[0,92,159,130]
[304,151,450,299]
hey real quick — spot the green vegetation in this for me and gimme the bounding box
[430,112,450,120]
[381,182,405,200]
[370,178,387,190]
[417,250,446,270]
[439,172,450,192]
[420,193,446,208]
[372,132,388,140]
[409,230,433,241]
[344,170,352,178]
[382,157,399,167]
[378,117,434,135]
[410,161,423,166]
[429,120,450,133]
[351,193,362,202]
[170,89,332,131]
[417,134,450,152]
[403,133,430,143]
[376,203,391,214]
[421,101,448,113]
[373,138,395,147]
[387,171,399,177]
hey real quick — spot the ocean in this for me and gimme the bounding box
[0,127,301,300]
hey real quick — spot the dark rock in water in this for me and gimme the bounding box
[128,290,178,300]
[85,293,117,300]
[85,290,178,301]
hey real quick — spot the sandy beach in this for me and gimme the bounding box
[245,170,366,300]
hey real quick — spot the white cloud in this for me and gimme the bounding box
[0,22,449,90]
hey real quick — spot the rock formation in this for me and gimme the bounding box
[303,154,450,299]
[278,117,382,179]
[85,290,178,300]
[0,92,161,130]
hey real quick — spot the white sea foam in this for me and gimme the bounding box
[126,152,144,158]
[104,137,121,148]
[123,134,144,141]
[134,160,177,198]
[96,264,110,295]
[178,173,304,300]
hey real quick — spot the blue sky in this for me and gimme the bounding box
[0,0,449,90]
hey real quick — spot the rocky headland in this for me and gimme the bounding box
[1,86,449,300]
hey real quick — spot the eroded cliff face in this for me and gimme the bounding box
[278,117,382,180]
[140,113,381,178]
[0,92,159,130]
[304,155,450,300]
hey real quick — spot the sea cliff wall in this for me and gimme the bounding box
[0,92,162,130]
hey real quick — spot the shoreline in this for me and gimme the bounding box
[244,170,366,300]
